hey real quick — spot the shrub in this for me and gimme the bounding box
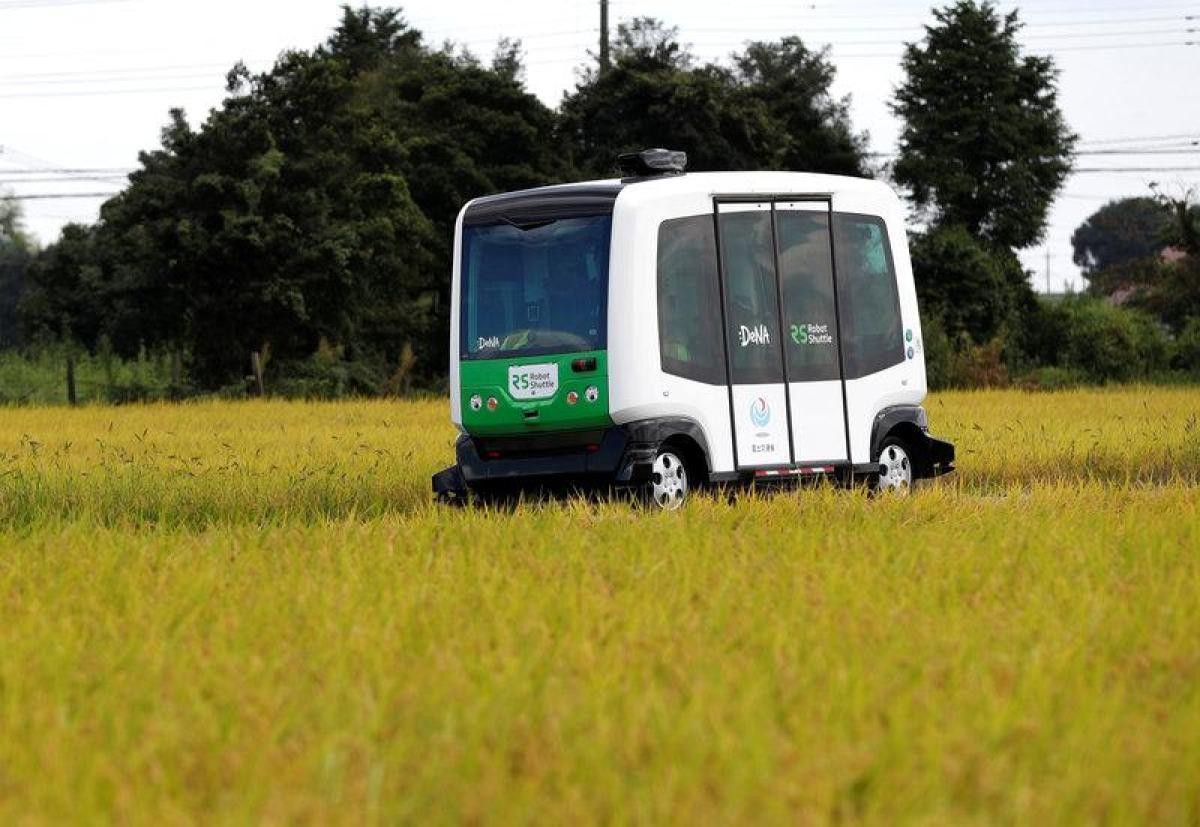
[1173,317,1200,376]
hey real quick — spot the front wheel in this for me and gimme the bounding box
[875,438,914,495]
[646,449,689,510]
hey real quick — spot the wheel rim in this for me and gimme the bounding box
[650,451,688,510]
[876,444,912,493]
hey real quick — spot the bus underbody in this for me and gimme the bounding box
[432,413,955,505]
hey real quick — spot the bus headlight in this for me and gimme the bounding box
[469,394,483,411]
[585,386,599,403]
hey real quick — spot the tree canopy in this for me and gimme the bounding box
[24,7,567,387]
[22,8,868,390]
[891,1,1075,250]
[1071,197,1172,283]
[0,197,35,349]
[560,18,867,177]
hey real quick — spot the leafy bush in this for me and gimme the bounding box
[1173,317,1200,376]
[1056,296,1166,384]
[0,343,177,405]
[909,226,1032,345]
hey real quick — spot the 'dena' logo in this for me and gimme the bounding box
[750,397,770,428]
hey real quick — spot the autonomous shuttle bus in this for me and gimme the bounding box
[433,149,954,508]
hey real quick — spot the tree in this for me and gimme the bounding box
[908,224,1030,344]
[24,5,568,388]
[1152,185,1200,257]
[21,223,104,346]
[1139,187,1200,332]
[733,37,867,176]
[1071,197,1172,287]
[560,18,867,177]
[0,197,35,348]
[891,1,1075,250]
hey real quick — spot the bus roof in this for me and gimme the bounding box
[461,171,898,226]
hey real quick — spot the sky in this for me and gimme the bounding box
[1,0,1198,291]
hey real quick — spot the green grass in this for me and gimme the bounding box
[0,388,1198,823]
[0,345,176,405]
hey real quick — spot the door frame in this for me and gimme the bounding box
[711,193,852,472]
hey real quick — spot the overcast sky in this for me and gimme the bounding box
[2,0,1198,290]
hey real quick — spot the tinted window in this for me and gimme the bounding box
[461,215,611,360]
[834,214,904,378]
[657,216,726,384]
[777,210,840,382]
[719,210,784,385]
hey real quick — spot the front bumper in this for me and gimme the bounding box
[432,425,658,500]
[925,434,956,477]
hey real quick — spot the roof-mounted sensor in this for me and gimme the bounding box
[617,148,688,177]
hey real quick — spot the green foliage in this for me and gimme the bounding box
[0,198,35,349]
[891,1,1075,250]
[1071,197,1171,283]
[1024,296,1169,384]
[560,19,867,177]
[909,225,1033,344]
[920,315,1011,390]
[0,342,176,405]
[1137,257,1200,334]
[1172,316,1200,376]
[21,6,566,389]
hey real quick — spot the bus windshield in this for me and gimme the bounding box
[460,215,611,360]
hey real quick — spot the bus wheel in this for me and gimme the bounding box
[648,449,689,510]
[875,438,914,495]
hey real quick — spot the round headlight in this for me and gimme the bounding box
[469,394,483,411]
[585,385,599,403]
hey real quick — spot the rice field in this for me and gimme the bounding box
[0,387,1198,823]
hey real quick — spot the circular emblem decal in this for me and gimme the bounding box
[750,397,771,428]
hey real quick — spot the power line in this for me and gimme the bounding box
[0,0,129,9]
[1072,166,1200,173]
[0,177,125,184]
[0,167,135,174]
[0,84,216,99]
[1078,132,1200,146]
[1,192,116,200]
[867,148,1199,158]
[682,16,1197,34]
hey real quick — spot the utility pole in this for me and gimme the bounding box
[599,0,610,75]
[1044,248,1051,294]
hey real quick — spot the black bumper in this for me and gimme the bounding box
[926,434,956,477]
[432,424,659,500]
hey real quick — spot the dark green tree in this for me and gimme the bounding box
[1139,188,1200,332]
[24,5,567,388]
[560,18,867,177]
[733,37,867,176]
[891,1,1076,250]
[908,224,1029,344]
[0,197,35,348]
[21,223,105,346]
[1071,197,1172,288]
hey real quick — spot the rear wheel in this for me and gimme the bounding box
[647,449,689,510]
[875,438,914,495]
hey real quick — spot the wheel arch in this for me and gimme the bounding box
[870,405,930,473]
[623,416,712,482]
